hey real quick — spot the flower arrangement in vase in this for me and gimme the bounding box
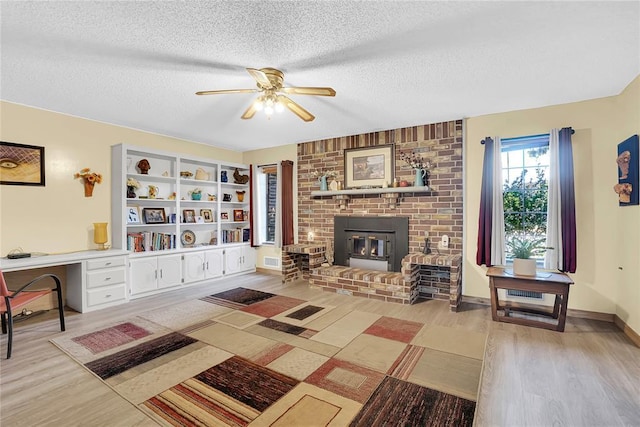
[189,188,202,200]
[310,169,338,191]
[126,177,140,198]
[399,150,431,186]
[74,168,103,197]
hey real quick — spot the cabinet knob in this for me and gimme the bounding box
[105,262,112,266]
[105,294,112,298]
[104,277,111,281]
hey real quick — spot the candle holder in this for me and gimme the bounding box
[93,222,109,250]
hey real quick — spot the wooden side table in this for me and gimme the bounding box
[486,266,574,332]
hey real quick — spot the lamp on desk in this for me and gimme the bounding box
[93,222,109,250]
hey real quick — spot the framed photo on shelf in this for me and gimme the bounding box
[127,206,141,224]
[233,209,244,222]
[221,212,229,221]
[143,208,166,224]
[183,209,196,223]
[0,141,45,186]
[200,208,213,223]
[344,144,394,189]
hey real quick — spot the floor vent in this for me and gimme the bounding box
[263,256,280,267]
[507,289,543,300]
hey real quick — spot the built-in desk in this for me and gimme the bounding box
[486,266,574,332]
[1,250,129,313]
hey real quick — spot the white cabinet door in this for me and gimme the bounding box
[205,249,224,279]
[241,246,256,272]
[158,254,183,289]
[183,252,205,284]
[224,246,243,275]
[129,258,158,295]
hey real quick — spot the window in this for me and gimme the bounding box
[255,165,278,245]
[501,134,550,262]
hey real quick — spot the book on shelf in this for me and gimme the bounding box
[221,228,251,244]
[127,231,176,252]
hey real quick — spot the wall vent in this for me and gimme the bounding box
[507,289,543,300]
[263,256,280,267]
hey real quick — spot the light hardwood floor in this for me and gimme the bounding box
[1,272,639,426]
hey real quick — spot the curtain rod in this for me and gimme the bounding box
[257,163,277,168]
[480,127,574,144]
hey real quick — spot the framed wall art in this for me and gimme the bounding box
[344,144,394,189]
[614,134,639,206]
[182,209,196,223]
[0,141,45,186]
[127,206,141,224]
[233,209,244,222]
[143,208,166,224]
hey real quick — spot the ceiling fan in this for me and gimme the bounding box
[196,67,336,122]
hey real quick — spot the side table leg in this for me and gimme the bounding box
[557,287,570,332]
[489,281,499,321]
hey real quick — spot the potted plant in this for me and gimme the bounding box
[506,234,546,276]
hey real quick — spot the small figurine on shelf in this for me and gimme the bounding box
[233,168,249,184]
[236,190,246,202]
[137,159,150,174]
[221,170,228,182]
[207,193,216,201]
[148,185,158,199]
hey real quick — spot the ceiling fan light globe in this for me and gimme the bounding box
[254,99,264,111]
[275,102,284,113]
[264,105,274,116]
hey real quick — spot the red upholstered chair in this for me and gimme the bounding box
[0,270,65,359]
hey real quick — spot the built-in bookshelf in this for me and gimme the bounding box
[111,144,251,256]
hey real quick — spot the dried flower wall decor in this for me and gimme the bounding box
[74,167,103,197]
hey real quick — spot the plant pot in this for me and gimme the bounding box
[513,258,537,276]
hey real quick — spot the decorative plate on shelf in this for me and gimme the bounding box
[181,230,196,246]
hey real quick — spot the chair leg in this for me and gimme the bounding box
[1,312,6,334]
[54,285,65,332]
[6,305,13,359]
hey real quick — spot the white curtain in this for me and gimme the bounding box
[545,129,563,269]
[274,162,283,249]
[490,136,506,265]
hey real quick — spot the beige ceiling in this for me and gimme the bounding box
[1,1,639,152]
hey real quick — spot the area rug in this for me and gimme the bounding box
[51,287,487,426]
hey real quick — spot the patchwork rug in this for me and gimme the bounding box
[51,287,486,426]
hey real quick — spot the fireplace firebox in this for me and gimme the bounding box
[334,216,409,272]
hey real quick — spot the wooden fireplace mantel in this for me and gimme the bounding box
[310,186,431,209]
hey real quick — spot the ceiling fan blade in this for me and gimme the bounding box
[246,68,273,89]
[241,102,258,120]
[281,87,336,97]
[196,89,258,95]
[277,95,315,122]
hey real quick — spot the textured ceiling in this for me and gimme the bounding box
[1,1,639,152]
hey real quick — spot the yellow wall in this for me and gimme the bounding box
[465,75,640,332]
[242,145,299,271]
[0,101,241,255]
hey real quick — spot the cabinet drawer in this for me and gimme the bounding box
[86,268,126,289]
[86,256,126,271]
[87,284,126,307]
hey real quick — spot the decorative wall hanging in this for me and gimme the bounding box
[0,141,45,186]
[74,167,102,197]
[614,134,639,206]
[344,144,394,189]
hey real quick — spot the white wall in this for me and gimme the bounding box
[464,75,640,333]
[0,101,241,255]
[242,144,298,271]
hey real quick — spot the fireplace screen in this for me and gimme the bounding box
[334,216,409,272]
[348,233,393,271]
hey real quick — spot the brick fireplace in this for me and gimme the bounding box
[293,119,464,308]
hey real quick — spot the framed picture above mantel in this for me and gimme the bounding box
[344,144,394,189]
